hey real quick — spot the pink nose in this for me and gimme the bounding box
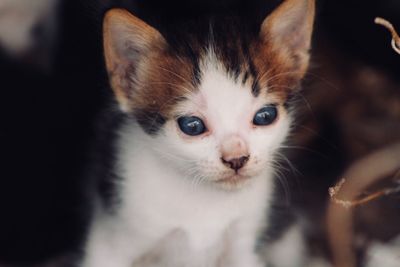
[221,156,250,171]
[220,135,249,171]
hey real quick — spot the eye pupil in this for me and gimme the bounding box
[253,105,278,126]
[177,116,206,136]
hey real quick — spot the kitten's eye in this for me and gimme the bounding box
[253,105,278,126]
[177,116,206,136]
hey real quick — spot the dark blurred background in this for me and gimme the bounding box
[0,0,399,266]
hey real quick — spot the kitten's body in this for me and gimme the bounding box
[82,0,315,266]
[84,59,281,267]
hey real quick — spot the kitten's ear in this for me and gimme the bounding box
[103,9,167,111]
[260,0,315,70]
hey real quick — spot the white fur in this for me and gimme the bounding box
[263,224,307,267]
[82,54,292,267]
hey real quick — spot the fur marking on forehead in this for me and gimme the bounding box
[103,7,314,136]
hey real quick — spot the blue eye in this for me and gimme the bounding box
[253,105,278,126]
[177,116,206,136]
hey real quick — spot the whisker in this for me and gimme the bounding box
[269,160,291,205]
[147,81,194,95]
[263,71,303,85]
[275,152,302,177]
[154,66,195,88]
[290,124,340,151]
[278,145,328,159]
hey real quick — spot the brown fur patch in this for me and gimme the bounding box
[103,9,168,111]
[250,41,307,102]
[103,9,200,134]
[252,0,315,102]
[130,49,199,134]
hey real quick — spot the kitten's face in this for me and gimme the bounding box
[157,55,291,189]
[103,0,315,189]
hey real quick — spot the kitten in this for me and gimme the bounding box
[81,0,315,266]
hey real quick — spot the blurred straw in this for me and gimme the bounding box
[375,17,400,54]
[327,143,400,267]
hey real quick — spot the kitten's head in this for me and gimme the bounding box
[103,0,315,190]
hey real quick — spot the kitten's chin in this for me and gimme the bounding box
[213,174,253,190]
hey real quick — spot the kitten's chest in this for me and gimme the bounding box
[125,184,254,250]
[120,163,270,252]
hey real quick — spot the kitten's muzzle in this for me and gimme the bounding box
[220,134,249,172]
[221,155,250,172]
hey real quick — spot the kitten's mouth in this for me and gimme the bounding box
[215,173,251,186]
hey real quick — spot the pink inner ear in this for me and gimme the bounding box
[260,0,315,52]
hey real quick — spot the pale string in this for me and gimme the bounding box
[375,17,400,55]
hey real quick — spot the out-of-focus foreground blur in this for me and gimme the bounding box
[0,0,399,266]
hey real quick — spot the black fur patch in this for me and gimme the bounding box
[87,104,128,211]
[135,109,166,135]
